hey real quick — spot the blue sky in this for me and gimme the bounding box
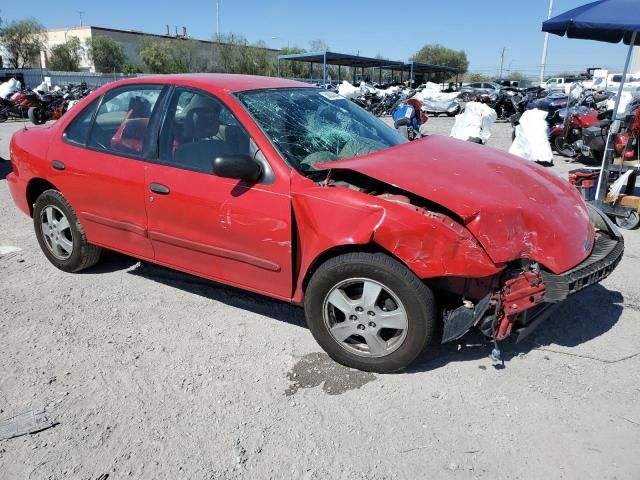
[0,0,631,76]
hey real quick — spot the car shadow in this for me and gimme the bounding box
[88,253,624,371]
[407,284,624,373]
[0,159,12,180]
[82,250,140,274]
[125,259,306,329]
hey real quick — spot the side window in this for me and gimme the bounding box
[159,88,251,174]
[87,85,163,156]
[63,98,100,145]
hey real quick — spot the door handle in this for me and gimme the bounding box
[149,183,170,195]
[51,160,65,171]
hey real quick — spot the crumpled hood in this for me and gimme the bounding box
[317,135,594,274]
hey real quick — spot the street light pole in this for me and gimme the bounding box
[539,0,554,84]
[216,0,220,39]
[271,36,289,49]
[499,47,506,79]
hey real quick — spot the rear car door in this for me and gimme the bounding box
[48,84,166,259]
[143,87,293,300]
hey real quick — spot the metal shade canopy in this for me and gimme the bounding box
[277,51,458,86]
[542,0,640,202]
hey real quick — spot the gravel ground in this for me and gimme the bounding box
[1,117,639,480]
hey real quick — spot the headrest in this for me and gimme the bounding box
[184,107,220,140]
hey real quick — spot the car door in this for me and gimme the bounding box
[143,87,293,300]
[48,84,166,259]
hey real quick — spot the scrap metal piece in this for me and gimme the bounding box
[0,408,57,440]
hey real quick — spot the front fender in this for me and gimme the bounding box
[290,176,502,303]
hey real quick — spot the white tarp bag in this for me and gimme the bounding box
[32,81,50,94]
[414,87,460,113]
[0,79,20,99]
[508,109,553,163]
[421,98,459,113]
[420,82,442,92]
[609,169,633,201]
[337,81,360,99]
[450,101,497,143]
[412,88,459,103]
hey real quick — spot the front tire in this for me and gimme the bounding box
[552,135,578,158]
[615,211,640,230]
[33,190,102,272]
[28,106,46,125]
[304,252,436,373]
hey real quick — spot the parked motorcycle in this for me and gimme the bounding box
[0,89,39,122]
[391,96,426,141]
[372,91,403,117]
[547,84,615,158]
[580,99,640,163]
[28,83,91,125]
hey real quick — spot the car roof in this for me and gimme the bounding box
[100,73,311,94]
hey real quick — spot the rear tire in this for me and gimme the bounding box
[304,252,436,373]
[33,190,102,272]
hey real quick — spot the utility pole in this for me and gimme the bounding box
[539,0,554,84]
[216,0,220,39]
[499,47,506,79]
[77,11,84,27]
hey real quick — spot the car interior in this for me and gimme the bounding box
[160,91,251,173]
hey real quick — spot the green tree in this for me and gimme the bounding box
[170,39,215,73]
[466,72,491,82]
[0,18,45,68]
[215,33,276,76]
[410,44,469,80]
[547,71,579,80]
[309,39,329,52]
[122,64,143,75]
[86,36,126,73]
[138,40,174,73]
[277,45,307,79]
[47,37,84,71]
[507,71,527,81]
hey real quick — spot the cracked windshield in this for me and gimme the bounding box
[236,88,406,172]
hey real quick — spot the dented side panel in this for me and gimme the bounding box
[290,175,502,303]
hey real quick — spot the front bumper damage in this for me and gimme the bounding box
[442,207,624,344]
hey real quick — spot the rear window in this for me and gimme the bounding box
[63,98,100,145]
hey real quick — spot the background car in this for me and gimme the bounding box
[458,81,502,101]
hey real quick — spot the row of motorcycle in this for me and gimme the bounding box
[512,84,639,164]
[0,80,91,125]
[343,79,637,164]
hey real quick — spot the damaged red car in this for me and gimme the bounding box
[7,75,624,372]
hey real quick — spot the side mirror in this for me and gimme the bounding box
[212,155,261,183]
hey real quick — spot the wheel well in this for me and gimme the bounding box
[301,243,408,294]
[26,178,58,217]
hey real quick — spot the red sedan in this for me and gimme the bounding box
[7,74,624,372]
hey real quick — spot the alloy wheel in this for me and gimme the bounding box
[40,205,73,259]
[322,278,408,358]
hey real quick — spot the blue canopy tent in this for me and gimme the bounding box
[543,0,640,208]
